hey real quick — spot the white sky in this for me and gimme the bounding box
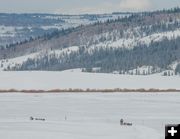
[0,0,180,14]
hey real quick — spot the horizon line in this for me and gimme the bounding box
[0,7,179,16]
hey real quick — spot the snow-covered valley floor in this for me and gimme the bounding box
[0,93,180,139]
[0,71,180,90]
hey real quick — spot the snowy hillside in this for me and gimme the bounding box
[1,29,180,73]
[0,46,79,71]
[0,93,180,139]
[1,8,180,74]
[90,28,180,50]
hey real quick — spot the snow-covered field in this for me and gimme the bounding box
[0,70,180,90]
[0,93,180,139]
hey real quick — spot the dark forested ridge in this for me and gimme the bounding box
[1,8,180,75]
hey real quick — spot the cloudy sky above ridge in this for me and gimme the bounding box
[0,0,180,14]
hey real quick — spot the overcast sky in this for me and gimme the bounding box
[0,0,180,14]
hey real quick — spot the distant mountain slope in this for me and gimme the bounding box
[1,8,180,75]
[0,13,129,46]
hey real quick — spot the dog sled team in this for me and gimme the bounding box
[120,119,132,126]
[29,116,132,126]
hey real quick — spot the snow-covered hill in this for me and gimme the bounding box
[1,28,180,73]
[0,46,79,71]
[1,9,180,74]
